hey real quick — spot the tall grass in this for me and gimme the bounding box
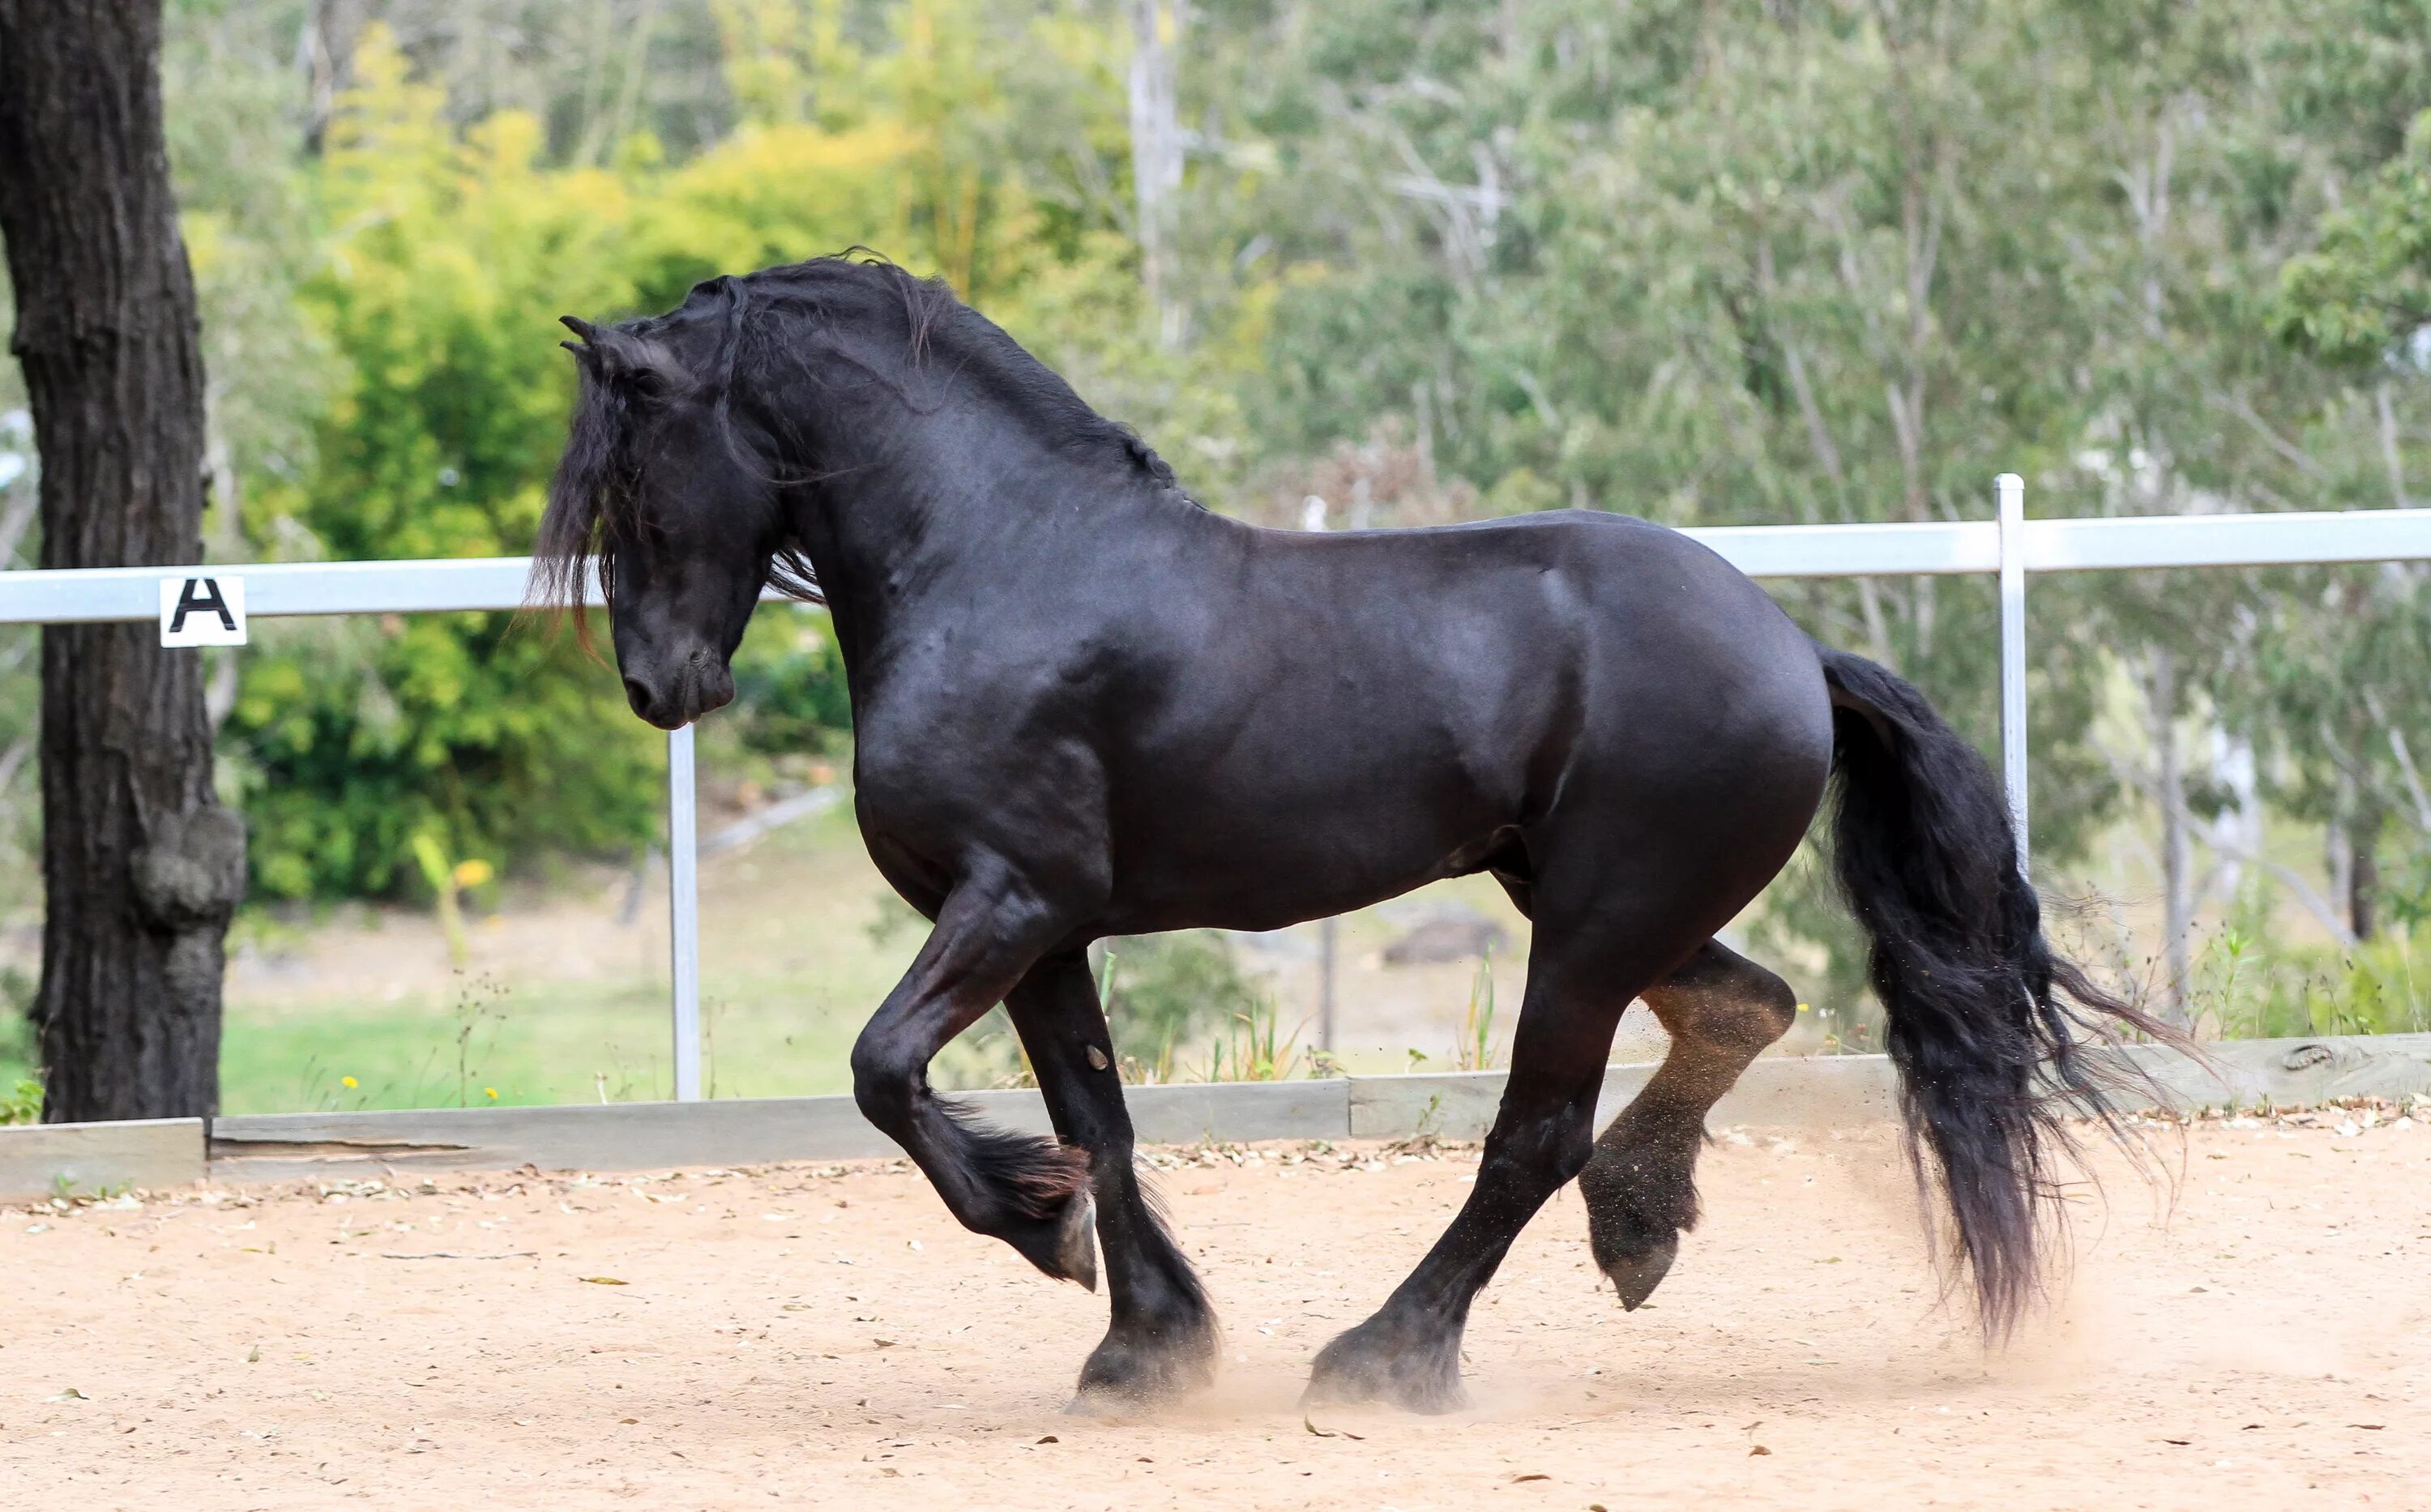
[1199,995,1310,1083]
[2185,926,2429,1040]
[1453,946,1499,1071]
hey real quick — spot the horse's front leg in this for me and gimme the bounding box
[849,870,1096,1285]
[1006,950,1218,1411]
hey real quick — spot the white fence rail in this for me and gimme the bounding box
[3,481,2429,1100]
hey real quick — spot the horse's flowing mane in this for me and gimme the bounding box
[534,253,1188,634]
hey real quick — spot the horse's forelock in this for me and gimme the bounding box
[536,360,635,647]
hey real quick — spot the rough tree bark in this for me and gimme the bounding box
[0,0,246,1121]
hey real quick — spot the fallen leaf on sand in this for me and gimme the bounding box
[46,1388,87,1403]
[579,1276,628,1286]
[1514,1472,1549,1481]
[1750,1446,1772,1457]
[1303,1416,1363,1441]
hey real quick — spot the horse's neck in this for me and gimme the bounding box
[782,400,1101,634]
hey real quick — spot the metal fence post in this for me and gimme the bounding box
[1318,916,1338,1057]
[668,724,703,1102]
[1996,472,2030,877]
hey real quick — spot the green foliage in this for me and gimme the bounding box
[0,1078,39,1126]
[229,615,662,899]
[2186,925,2431,1039]
[2280,109,2431,363]
[727,605,852,758]
[1197,994,1310,1083]
[1099,932,1264,1073]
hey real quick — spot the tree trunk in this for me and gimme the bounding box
[2348,800,2381,944]
[0,0,246,1121]
[2147,645,2191,1023]
[1126,0,1185,348]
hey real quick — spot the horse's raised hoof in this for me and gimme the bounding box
[1066,1317,1219,1416]
[1603,1231,1679,1311]
[1054,1192,1099,1292]
[1580,1147,1691,1311]
[1301,1318,1468,1415]
[1004,1191,1098,1289]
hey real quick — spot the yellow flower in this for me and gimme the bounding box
[484,1087,498,1100]
[1795,1003,1810,1013]
[341,1076,358,1088]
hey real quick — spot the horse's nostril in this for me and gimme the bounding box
[622,676,652,717]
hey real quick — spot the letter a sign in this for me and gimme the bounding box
[159,574,247,647]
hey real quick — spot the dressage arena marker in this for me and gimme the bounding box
[157,572,246,647]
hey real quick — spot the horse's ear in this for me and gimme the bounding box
[604,334,690,398]
[558,317,690,397]
[560,316,603,371]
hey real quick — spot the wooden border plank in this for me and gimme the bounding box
[0,1033,2394,1191]
[0,1117,204,1202]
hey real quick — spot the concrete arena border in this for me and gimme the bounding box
[2,1033,2425,1202]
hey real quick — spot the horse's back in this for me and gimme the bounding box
[1230,508,1827,746]
[1058,507,1832,931]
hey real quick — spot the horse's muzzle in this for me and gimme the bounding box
[622,654,734,730]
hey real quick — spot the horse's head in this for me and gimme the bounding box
[538,291,784,729]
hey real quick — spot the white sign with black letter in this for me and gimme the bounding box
[159,574,247,647]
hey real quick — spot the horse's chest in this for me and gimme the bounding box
[852,705,1106,849]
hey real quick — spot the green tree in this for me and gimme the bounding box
[224,31,663,897]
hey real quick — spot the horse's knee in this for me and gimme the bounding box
[1484,1097,1599,1189]
[1549,1121,1596,1187]
[850,1023,925,1132]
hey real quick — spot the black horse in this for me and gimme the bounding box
[539,256,2157,1413]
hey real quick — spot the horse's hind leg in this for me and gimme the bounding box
[1004,951,1217,1410]
[1305,918,1682,1413]
[1576,939,1798,1309]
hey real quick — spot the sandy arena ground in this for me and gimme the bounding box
[2,1112,2425,1510]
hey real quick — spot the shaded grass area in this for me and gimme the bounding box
[211,796,912,1113]
[219,979,679,1113]
[217,967,883,1113]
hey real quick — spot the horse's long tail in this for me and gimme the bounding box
[1816,643,2172,1337]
